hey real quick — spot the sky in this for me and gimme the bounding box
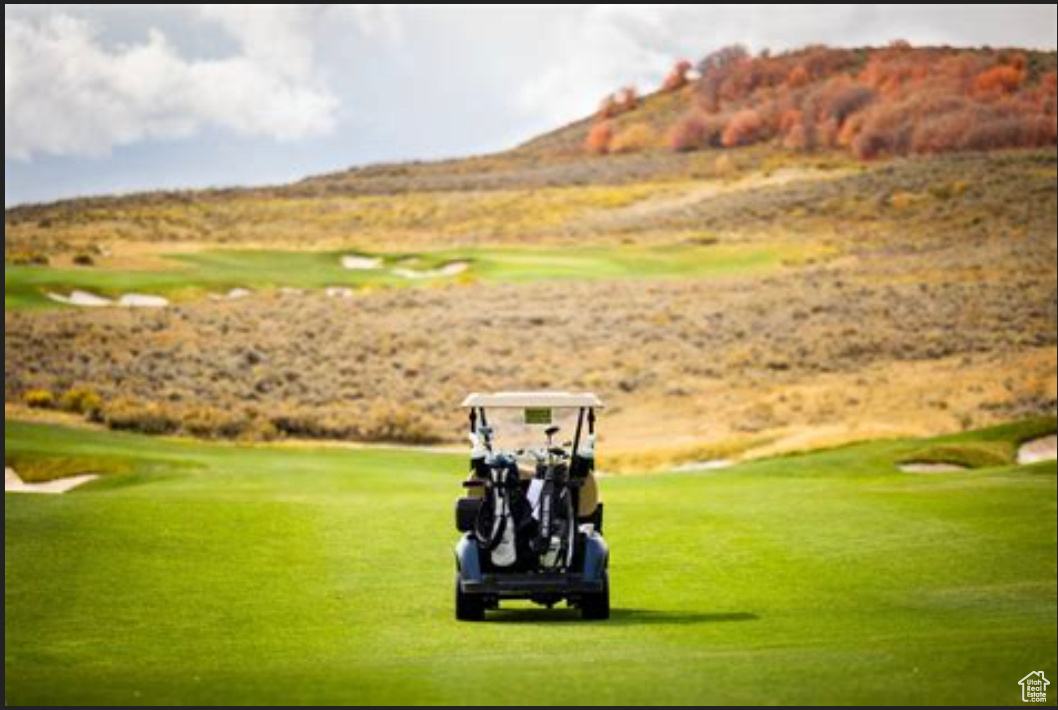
[5,4,1057,206]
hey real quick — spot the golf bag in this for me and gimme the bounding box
[471,454,538,569]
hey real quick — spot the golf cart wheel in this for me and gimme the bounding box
[455,575,485,622]
[581,570,610,620]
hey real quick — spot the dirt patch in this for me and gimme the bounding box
[1018,435,1057,465]
[899,462,969,474]
[5,467,99,494]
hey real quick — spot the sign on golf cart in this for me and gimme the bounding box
[453,392,609,621]
[524,408,552,425]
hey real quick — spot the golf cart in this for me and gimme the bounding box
[453,392,609,621]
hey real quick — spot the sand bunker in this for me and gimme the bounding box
[47,291,169,308]
[1018,435,1057,465]
[899,462,969,474]
[118,294,169,308]
[5,467,98,495]
[671,459,735,473]
[392,261,469,279]
[341,256,383,271]
[46,290,112,307]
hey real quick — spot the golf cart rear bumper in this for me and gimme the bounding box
[455,533,608,598]
[461,573,604,597]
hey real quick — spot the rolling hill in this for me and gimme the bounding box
[4,43,1057,463]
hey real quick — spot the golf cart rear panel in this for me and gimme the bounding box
[453,392,610,621]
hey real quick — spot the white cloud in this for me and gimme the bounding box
[4,5,401,161]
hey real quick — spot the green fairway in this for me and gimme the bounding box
[5,419,1056,705]
[4,243,802,309]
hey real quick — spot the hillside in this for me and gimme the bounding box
[4,43,1057,462]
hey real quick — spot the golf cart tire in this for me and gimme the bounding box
[581,570,610,620]
[455,575,485,622]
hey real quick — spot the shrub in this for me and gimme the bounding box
[597,95,621,120]
[1044,72,1058,97]
[818,81,877,125]
[610,123,656,153]
[103,399,180,436]
[721,109,765,147]
[696,45,751,112]
[910,107,978,154]
[73,253,95,267]
[617,86,639,113]
[783,121,811,151]
[8,252,49,266]
[667,111,725,151]
[58,387,103,417]
[1043,73,1057,115]
[787,65,811,88]
[661,60,693,92]
[584,121,614,155]
[362,402,443,444]
[182,406,249,439]
[960,115,1057,151]
[974,65,1024,96]
[23,389,55,409]
[596,87,639,120]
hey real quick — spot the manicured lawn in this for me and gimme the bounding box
[5,419,1056,705]
[4,243,803,309]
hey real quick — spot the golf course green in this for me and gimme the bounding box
[5,418,1056,705]
[4,242,805,310]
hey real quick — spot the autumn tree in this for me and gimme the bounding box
[721,109,765,147]
[974,65,1025,96]
[662,60,693,92]
[585,121,613,154]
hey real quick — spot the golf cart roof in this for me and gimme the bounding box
[461,392,604,409]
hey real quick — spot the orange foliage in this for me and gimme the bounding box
[1044,73,1058,96]
[618,86,639,112]
[648,44,1056,159]
[597,87,639,120]
[584,121,613,155]
[787,65,811,88]
[662,60,693,92]
[667,111,726,151]
[974,65,1025,96]
[1043,73,1058,116]
[721,109,765,148]
[596,95,621,120]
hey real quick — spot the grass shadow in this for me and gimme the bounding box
[485,607,758,625]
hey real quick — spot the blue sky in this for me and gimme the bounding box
[6,4,1057,206]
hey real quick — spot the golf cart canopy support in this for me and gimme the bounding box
[461,392,604,409]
